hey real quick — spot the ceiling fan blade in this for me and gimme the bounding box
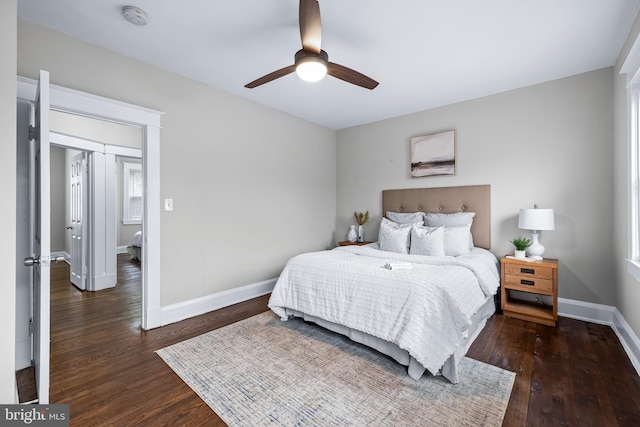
[244,65,297,88]
[327,62,379,90]
[299,0,322,54]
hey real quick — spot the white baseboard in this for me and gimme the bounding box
[93,273,117,291]
[558,297,640,375]
[160,277,277,327]
[612,308,640,377]
[52,250,69,264]
[557,297,616,325]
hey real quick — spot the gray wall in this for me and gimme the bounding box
[2,0,17,403]
[336,67,615,306]
[614,14,640,341]
[17,19,337,307]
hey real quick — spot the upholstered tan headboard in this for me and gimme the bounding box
[382,185,491,249]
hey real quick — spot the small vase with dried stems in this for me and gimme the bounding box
[354,211,369,243]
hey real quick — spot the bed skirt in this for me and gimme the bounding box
[284,295,495,384]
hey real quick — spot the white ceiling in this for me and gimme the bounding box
[17,0,640,130]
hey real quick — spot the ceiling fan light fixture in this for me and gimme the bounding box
[296,60,327,82]
[295,49,328,83]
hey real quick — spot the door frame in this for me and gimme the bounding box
[18,76,164,330]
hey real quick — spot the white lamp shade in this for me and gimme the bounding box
[518,208,555,231]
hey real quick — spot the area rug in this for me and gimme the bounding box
[156,311,514,426]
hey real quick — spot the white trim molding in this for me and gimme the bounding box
[160,278,277,326]
[50,251,66,264]
[17,76,162,128]
[612,309,640,377]
[559,298,640,375]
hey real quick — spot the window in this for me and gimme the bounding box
[622,38,640,280]
[123,161,143,225]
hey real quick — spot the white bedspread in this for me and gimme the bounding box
[268,245,499,376]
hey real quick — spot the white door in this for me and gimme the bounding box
[69,151,87,290]
[25,70,51,404]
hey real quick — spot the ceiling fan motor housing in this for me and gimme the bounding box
[295,49,329,66]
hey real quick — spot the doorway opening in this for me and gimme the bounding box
[50,128,143,293]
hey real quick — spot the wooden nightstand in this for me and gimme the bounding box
[338,241,372,246]
[500,257,558,327]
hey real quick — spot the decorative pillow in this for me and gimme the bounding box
[423,212,476,248]
[386,211,426,224]
[423,212,476,227]
[378,218,413,254]
[409,224,445,256]
[443,225,472,256]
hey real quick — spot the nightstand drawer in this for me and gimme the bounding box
[504,263,553,280]
[503,274,553,293]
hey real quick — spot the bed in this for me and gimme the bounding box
[268,185,499,383]
[127,230,143,261]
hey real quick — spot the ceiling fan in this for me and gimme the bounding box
[245,0,379,90]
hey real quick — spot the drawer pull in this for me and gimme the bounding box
[520,279,535,286]
[521,268,535,274]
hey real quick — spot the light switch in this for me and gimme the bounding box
[164,198,174,212]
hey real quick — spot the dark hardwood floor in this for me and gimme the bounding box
[48,255,640,426]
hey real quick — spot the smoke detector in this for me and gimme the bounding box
[123,6,148,26]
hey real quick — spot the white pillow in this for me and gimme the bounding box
[423,212,476,248]
[378,218,412,254]
[410,225,445,256]
[443,225,472,256]
[423,212,475,227]
[386,211,425,224]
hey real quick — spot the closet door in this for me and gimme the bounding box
[70,151,87,290]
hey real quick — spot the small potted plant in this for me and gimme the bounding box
[354,211,369,243]
[510,237,531,259]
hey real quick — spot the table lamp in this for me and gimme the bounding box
[518,205,555,260]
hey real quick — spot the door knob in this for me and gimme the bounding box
[24,256,39,267]
[24,255,64,267]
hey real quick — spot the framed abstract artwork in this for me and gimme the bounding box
[410,130,455,178]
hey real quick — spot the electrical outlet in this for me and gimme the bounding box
[164,198,174,212]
